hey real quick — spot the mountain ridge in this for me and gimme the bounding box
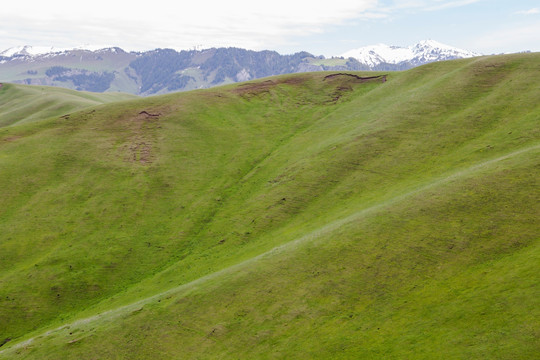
[0,40,482,95]
[341,39,481,67]
[0,45,117,57]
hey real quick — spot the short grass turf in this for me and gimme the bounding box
[0,83,137,127]
[0,53,538,359]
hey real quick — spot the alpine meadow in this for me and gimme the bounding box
[0,53,538,359]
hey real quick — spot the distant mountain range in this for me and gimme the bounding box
[0,41,481,95]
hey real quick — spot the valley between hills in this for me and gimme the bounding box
[0,53,538,359]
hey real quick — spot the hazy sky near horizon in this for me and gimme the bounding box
[1,0,539,56]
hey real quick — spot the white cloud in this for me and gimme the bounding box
[0,0,378,51]
[353,0,484,23]
[372,0,483,12]
[467,23,540,53]
[425,0,483,11]
[514,8,540,15]
[1,0,531,55]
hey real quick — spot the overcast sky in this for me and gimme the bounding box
[1,0,539,56]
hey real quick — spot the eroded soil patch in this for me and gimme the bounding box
[122,109,163,165]
[232,76,311,98]
[323,73,387,83]
[232,73,387,103]
[3,136,22,143]
[138,111,161,118]
[233,80,276,98]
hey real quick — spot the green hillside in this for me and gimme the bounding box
[0,53,538,359]
[0,83,137,127]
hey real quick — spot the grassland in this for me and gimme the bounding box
[0,53,538,359]
[0,83,137,127]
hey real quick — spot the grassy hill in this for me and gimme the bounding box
[0,53,538,359]
[0,83,137,127]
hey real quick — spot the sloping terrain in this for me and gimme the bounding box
[0,83,137,127]
[0,53,538,359]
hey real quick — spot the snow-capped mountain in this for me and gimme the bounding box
[0,45,116,58]
[341,40,481,68]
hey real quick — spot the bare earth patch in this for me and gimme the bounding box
[122,110,163,165]
[3,136,22,142]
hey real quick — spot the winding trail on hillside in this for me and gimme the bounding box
[2,143,539,355]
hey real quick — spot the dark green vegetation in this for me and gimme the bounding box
[44,66,116,92]
[0,83,137,127]
[0,53,539,359]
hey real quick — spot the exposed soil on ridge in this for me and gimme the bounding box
[3,136,22,143]
[323,73,387,82]
[122,109,163,165]
[138,111,161,118]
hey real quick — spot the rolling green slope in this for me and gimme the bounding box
[0,83,137,127]
[0,53,538,359]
